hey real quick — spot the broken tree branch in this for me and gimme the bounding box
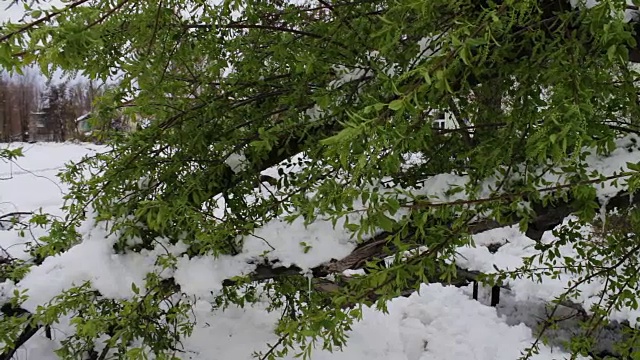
[221,186,640,290]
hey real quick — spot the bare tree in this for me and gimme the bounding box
[0,75,7,142]
[0,70,42,142]
[13,71,41,141]
[69,80,97,117]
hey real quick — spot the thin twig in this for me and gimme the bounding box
[83,0,131,31]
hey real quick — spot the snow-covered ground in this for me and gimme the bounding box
[3,141,635,360]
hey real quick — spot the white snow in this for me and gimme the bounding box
[15,220,187,312]
[245,216,357,269]
[3,137,638,359]
[0,142,105,260]
[0,142,104,215]
[174,253,255,300]
[7,284,586,360]
[225,152,248,173]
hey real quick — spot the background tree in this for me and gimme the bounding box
[68,80,97,118]
[12,70,41,141]
[0,75,8,142]
[2,0,640,359]
[39,80,78,141]
[0,70,42,142]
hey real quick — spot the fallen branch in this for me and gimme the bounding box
[2,184,635,358]
[220,187,640,305]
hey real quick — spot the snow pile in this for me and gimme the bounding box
[174,253,254,299]
[10,284,583,360]
[299,283,581,360]
[244,216,357,269]
[13,221,184,311]
[459,220,640,328]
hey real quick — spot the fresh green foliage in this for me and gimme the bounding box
[0,147,23,161]
[3,0,640,358]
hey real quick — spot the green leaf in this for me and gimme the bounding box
[377,213,395,232]
[388,99,404,111]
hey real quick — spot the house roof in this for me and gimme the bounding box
[75,113,91,123]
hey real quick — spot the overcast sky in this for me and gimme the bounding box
[1,1,26,22]
[0,0,64,23]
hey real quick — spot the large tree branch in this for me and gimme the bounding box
[222,186,640,290]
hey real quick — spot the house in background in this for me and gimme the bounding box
[432,111,458,130]
[75,113,92,135]
[27,110,136,142]
[74,111,141,137]
[28,111,55,142]
[429,109,472,132]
